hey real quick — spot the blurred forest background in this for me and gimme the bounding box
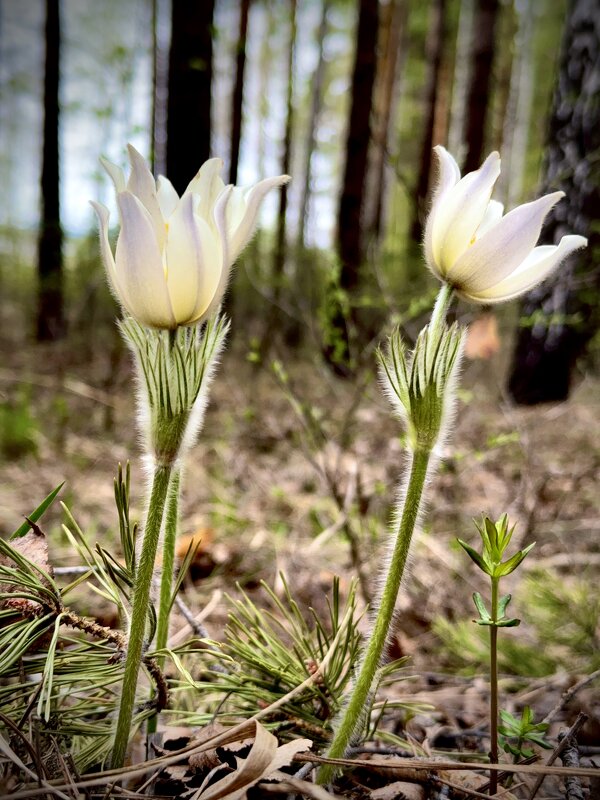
[0,0,599,680]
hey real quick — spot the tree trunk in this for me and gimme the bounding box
[462,0,499,172]
[488,1,516,155]
[364,0,406,246]
[508,0,600,404]
[410,0,447,243]
[166,0,214,194]
[447,0,474,160]
[272,0,296,295]
[337,0,379,293]
[297,0,330,250]
[498,0,534,207]
[36,0,64,342]
[323,0,379,372]
[258,0,296,355]
[229,0,251,185]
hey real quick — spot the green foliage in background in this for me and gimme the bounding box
[0,386,38,459]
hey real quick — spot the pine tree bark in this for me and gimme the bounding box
[463,0,499,172]
[166,0,214,195]
[323,0,378,371]
[337,0,379,293]
[500,0,534,208]
[508,0,600,404]
[410,0,447,243]
[364,0,406,246]
[272,0,296,291]
[447,0,474,159]
[297,0,330,250]
[229,0,251,185]
[258,0,296,354]
[36,0,64,342]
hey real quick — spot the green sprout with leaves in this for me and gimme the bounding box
[499,706,551,761]
[458,514,535,796]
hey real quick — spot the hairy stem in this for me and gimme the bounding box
[147,469,181,735]
[112,463,172,769]
[429,283,453,337]
[318,447,431,785]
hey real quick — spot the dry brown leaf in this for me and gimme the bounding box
[464,314,500,360]
[0,526,52,575]
[176,528,215,560]
[370,781,425,800]
[192,720,311,800]
[0,524,53,612]
[188,722,228,771]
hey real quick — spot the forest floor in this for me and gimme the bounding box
[1,332,599,798]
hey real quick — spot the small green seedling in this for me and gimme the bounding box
[458,514,535,795]
[499,706,552,760]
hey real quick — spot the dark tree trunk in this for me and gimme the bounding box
[257,0,296,357]
[410,0,447,243]
[166,0,214,194]
[36,0,64,342]
[463,0,499,172]
[297,0,330,249]
[508,0,600,404]
[272,0,296,290]
[323,0,379,372]
[229,0,251,185]
[337,0,379,293]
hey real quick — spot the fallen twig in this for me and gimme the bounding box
[558,727,585,800]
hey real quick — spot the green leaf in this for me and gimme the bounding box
[498,594,512,617]
[472,592,492,623]
[484,517,499,558]
[458,539,491,575]
[496,617,521,627]
[10,482,64,540]
[496,514,511,551]
[497,542,536,576]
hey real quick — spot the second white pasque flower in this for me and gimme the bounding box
[92,145,289,328]
[424,146,587,303]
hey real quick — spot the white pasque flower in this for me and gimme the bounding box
[91,145,289,328]
[424,146,587,303]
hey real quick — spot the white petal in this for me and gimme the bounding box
[156,176,180,220]
[100,157,126,194]
[432,146,461,192]
[432,151,501,273]
[448,191,564,292]
[90,200,136,315]
[126,144,166,248]
[229,175,290,263]
[164,193,221,324]
[475,199,504,239]
[190,185,232,323]
[184,158,226,223]
[115,192,175,328]
[424,146,461,273]
[225,186,248,234]
[471,234,588,303]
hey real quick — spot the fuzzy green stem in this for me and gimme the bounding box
[147,469,181,736]
[318,447,431,785]
[430,284,453,335]
[155,468,181,656]
[112,463,172,769]
[489,576,499,796]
